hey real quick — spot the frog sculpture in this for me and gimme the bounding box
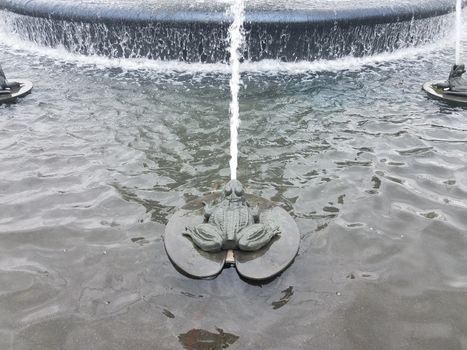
[435,64,467,95]
[0,64,20,92]
[185,180,280,252]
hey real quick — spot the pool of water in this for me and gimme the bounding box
[1,25,467,350]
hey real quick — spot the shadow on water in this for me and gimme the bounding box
[271,286,295,310]
[178,328,239,350]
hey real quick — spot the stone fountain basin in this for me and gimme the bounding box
[0,0,463,62]
[0,0,461,24]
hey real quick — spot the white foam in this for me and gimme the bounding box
[0,11,457,75]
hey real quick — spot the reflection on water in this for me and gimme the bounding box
[0,32,467,349]
[271,286,294,310]
[178,328,239,350]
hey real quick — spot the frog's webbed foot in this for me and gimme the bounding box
[185,224,224,252]
[4,81,20,89]
[237,224,280,252]
[435,80,449,89]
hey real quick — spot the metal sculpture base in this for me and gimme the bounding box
[423,81,467,107]
[164,192,299,281]
[0,80,33,104]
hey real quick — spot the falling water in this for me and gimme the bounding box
[0,7,453,63]
[228,0,245,180]
[455,0,463,64]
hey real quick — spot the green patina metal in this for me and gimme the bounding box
[0,63,20,91]
[185,180,280,252]
[0,63,32,104]
[435,64,467,95]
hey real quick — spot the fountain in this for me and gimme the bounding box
[0,0,462,62]
[423,0,467,106]
[2,0,467,347]
[0,0,463,277]
[0,62,32,104]
[164,181,300,280]
[164,0,300,280]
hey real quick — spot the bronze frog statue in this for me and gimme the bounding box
[0,64,20,92]
[436,64,467,94]
[185,180,280,252]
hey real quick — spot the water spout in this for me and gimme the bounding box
[228,0,245,181]
[455,0,463,64]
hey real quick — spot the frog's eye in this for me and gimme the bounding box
[234,186,244,196]
[224,184,233,196]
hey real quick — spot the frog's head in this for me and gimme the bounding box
[222,180,244,203]
[450,64,466,78]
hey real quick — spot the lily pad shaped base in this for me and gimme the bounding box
[0,80,33,104]
[164,193,300,281]
[423,81,467,107]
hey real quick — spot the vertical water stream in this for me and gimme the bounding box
[455,0,463,64]
[228,0,245,180]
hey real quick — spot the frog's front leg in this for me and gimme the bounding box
[185,224,224,252]
[236,224,280,251]
[249,205,260,223]
[202,202,213,222]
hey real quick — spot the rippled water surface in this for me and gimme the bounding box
[1,34,467,350]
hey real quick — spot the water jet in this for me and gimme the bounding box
[163,0,299,280]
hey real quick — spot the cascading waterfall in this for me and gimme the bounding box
[228,0,245,181]
[455,0,463,64]
[0,1,456,63]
